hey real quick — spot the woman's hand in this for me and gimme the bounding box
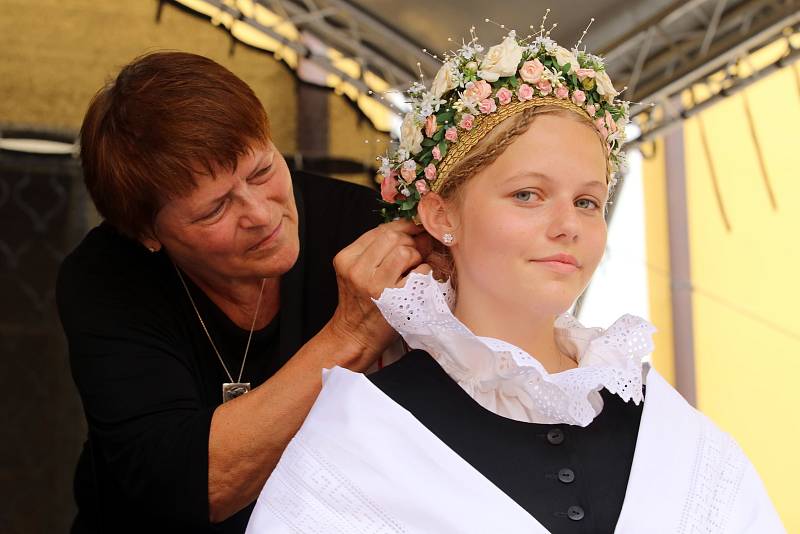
[326,219,432,371]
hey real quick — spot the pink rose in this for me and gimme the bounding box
[519,59,544,83]
[424,114,437,138]
[478,98,497,114]
[496,87,512,105]
[445,127,458,142]
[571,89,586,105]
[605,110,618,133]
[463,80,492,103]
[555,85,569,99]
[380,171,398,202]
[415,179,429,194]
[459,114,475,130]
[517,83,534,101]
[432,145,442,161]
[586,103,597,117]
[400,159,417,183]
[575,68,596,80]
[536,80,552,96]
[424,163,437,181]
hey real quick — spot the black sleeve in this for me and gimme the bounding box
[57,249,213,527]
[294,171,381,252]
[292,173,383,338]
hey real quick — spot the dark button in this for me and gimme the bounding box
[546,428,564,445]
[567,505,585,521]
[558,468,575,484]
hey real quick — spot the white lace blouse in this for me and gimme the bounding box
[374,272,657,426]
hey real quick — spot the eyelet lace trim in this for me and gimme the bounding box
[374,272,656,426]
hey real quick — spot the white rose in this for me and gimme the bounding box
[554,46,577,73]
[431,60,459,99]
[399,112,423,155]
[595,70,618,102]
[478,33,523,82]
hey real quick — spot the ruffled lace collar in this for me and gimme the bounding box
[374,272,656,426]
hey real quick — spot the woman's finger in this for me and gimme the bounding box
[368,245,423,296]
[355,228,418,274]
[395,263,433,288]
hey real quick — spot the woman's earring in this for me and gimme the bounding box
[146,246,156,253]
[442,233,454,246]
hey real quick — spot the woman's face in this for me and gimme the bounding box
[151,140,299,283]
[449,113,608,317]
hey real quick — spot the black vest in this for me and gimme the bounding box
[369,349,644,533]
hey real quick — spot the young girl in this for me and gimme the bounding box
[247,28,784,533]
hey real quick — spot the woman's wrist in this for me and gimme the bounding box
[318,319,374,370]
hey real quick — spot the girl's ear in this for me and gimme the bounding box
[417,192,458,246]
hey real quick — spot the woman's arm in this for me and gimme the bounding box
[207,220,431,522]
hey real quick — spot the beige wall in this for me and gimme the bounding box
[0,0,389,182]
[683,62,799,530]
[0,0,297,151]
[643,54,799,529]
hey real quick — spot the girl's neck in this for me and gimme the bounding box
[453,289,577,374]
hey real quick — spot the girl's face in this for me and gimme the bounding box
[446,113,609,318]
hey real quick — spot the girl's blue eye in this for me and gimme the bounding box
[514,191,534,202]
[576,198,599,209]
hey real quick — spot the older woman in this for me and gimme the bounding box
[56,51,429,533]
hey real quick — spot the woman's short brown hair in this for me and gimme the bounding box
[80,51,270,238]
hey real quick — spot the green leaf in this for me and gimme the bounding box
[437,110,455,124]
[438,140,448,158]
[399,206,418,221]
[562,63,571,75]
[422,137,437,147]
[433,128,445,141]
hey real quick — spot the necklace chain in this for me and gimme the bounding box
[174,264,266,384]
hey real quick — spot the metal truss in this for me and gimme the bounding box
[260,0,439,87]
[177,0,440,118]
[600,0,800,143]
[189,1,799,142]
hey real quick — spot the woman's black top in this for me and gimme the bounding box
[369,349,645,534]
[57,172,379,533]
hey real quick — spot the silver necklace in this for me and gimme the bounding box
[174,264,266,403]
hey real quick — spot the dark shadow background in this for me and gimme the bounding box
[0,138,88,533]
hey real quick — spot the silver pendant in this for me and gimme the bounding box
[222,382,251,403]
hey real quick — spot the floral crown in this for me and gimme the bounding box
[378,22,630,222]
